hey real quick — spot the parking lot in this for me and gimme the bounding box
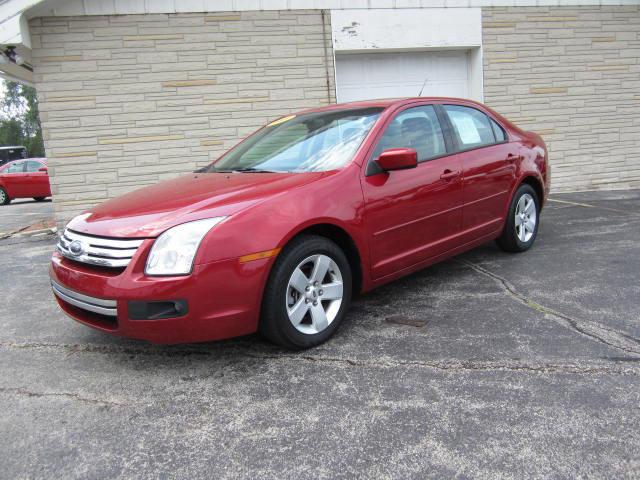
[0,198,53,236]
[1,190,639,479]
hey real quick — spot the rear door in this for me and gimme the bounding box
[439,104,518,241]
[361,103,463,279]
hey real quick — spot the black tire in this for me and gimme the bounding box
[496,184,540,253]
[33,197,46,202]
[0,187,10,205]
[259,235,352,350]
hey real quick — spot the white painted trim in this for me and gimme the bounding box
[468,46,483,102]
[16,0,640,22]
[1,0,638,47]
[331,8,482,51]
[1,0,638,81]
[0,55,33,83]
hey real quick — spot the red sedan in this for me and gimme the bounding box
[0,158,51,205]
[50,98,549,349]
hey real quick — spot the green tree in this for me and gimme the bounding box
[0,80,45,157]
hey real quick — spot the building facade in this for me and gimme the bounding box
[0,1,639,225]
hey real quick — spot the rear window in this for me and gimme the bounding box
[26,161,44,172]
[443,105,497,150]
[491,119,507,142]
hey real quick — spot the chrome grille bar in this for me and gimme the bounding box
[57,228,144,268]
[51,280,117,317]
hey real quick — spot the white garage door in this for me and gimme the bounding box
[335,51,469,103]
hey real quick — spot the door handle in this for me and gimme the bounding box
[440,170,460,181]
[506,154,521,162]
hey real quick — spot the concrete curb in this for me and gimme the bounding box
[0,226,57,240]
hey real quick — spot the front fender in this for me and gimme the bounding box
[195,166,366,267]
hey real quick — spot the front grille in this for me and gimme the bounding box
[57,229,144,268]
[51,279,117,317]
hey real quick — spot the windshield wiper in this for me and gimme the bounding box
[195,167,283,174]
[231,167,280,173]
[197,168,236,173]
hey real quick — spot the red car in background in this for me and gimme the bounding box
[50,98,549,349]
[0,158,51,205]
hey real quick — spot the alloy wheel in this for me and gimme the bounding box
[515,193,536,242]
[285,254,344,335]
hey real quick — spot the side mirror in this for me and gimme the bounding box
[38,167,48,172]
[375,148,418,172]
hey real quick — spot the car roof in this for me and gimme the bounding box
[293,97,485,115]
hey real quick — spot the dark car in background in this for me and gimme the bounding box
[0,158,51,205]
[0,146,28,167]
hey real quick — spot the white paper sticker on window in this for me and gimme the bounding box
[449,111,481,145]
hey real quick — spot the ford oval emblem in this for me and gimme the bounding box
[68,240,85,256]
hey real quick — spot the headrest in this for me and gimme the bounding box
[401,116,434,135]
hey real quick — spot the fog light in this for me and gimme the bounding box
[128,300,188,320]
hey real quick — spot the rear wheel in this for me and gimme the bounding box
[33,197,46,202]
[259,235,352,350]
[496,184,539,252]
[0,187,10,205]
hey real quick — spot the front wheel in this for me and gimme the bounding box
[259,235,352,350]
[496,184,540,252]
[0,187,10,205]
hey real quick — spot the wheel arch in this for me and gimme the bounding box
[0,184,9,203]
[519,175,545,208]
[279,222,364,296]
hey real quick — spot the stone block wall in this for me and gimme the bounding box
[30,10,335,224]
[482,5,640,192]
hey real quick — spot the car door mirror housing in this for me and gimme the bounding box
[38,167,48,172]
[375,148,418,172]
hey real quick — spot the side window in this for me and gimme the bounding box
[6,162,25,173]
[443,105,496,150]
[372,105,446,163]
[26,161,43,172]
[490,118,507,142]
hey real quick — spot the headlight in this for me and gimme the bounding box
[145,217,227,276]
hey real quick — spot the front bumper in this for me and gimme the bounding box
[49,241,273,344]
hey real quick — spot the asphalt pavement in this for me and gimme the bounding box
[0,198,54,235]
[0,190,638,479]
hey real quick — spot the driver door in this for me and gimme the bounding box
[361,104,463,280]
[2,161,27,197]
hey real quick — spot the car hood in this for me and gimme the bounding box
[67,171,330,238]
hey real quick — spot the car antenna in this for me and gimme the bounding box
[418,77,429,97]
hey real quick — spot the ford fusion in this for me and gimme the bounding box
[51,98,549,349]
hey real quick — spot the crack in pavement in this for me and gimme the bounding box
[0,341,214,357]
[0,386,128,407]
[246,354,640,375]
[457,259,640,356]
[1,342,639,376]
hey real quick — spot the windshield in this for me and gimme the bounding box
[204,107,383,173]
